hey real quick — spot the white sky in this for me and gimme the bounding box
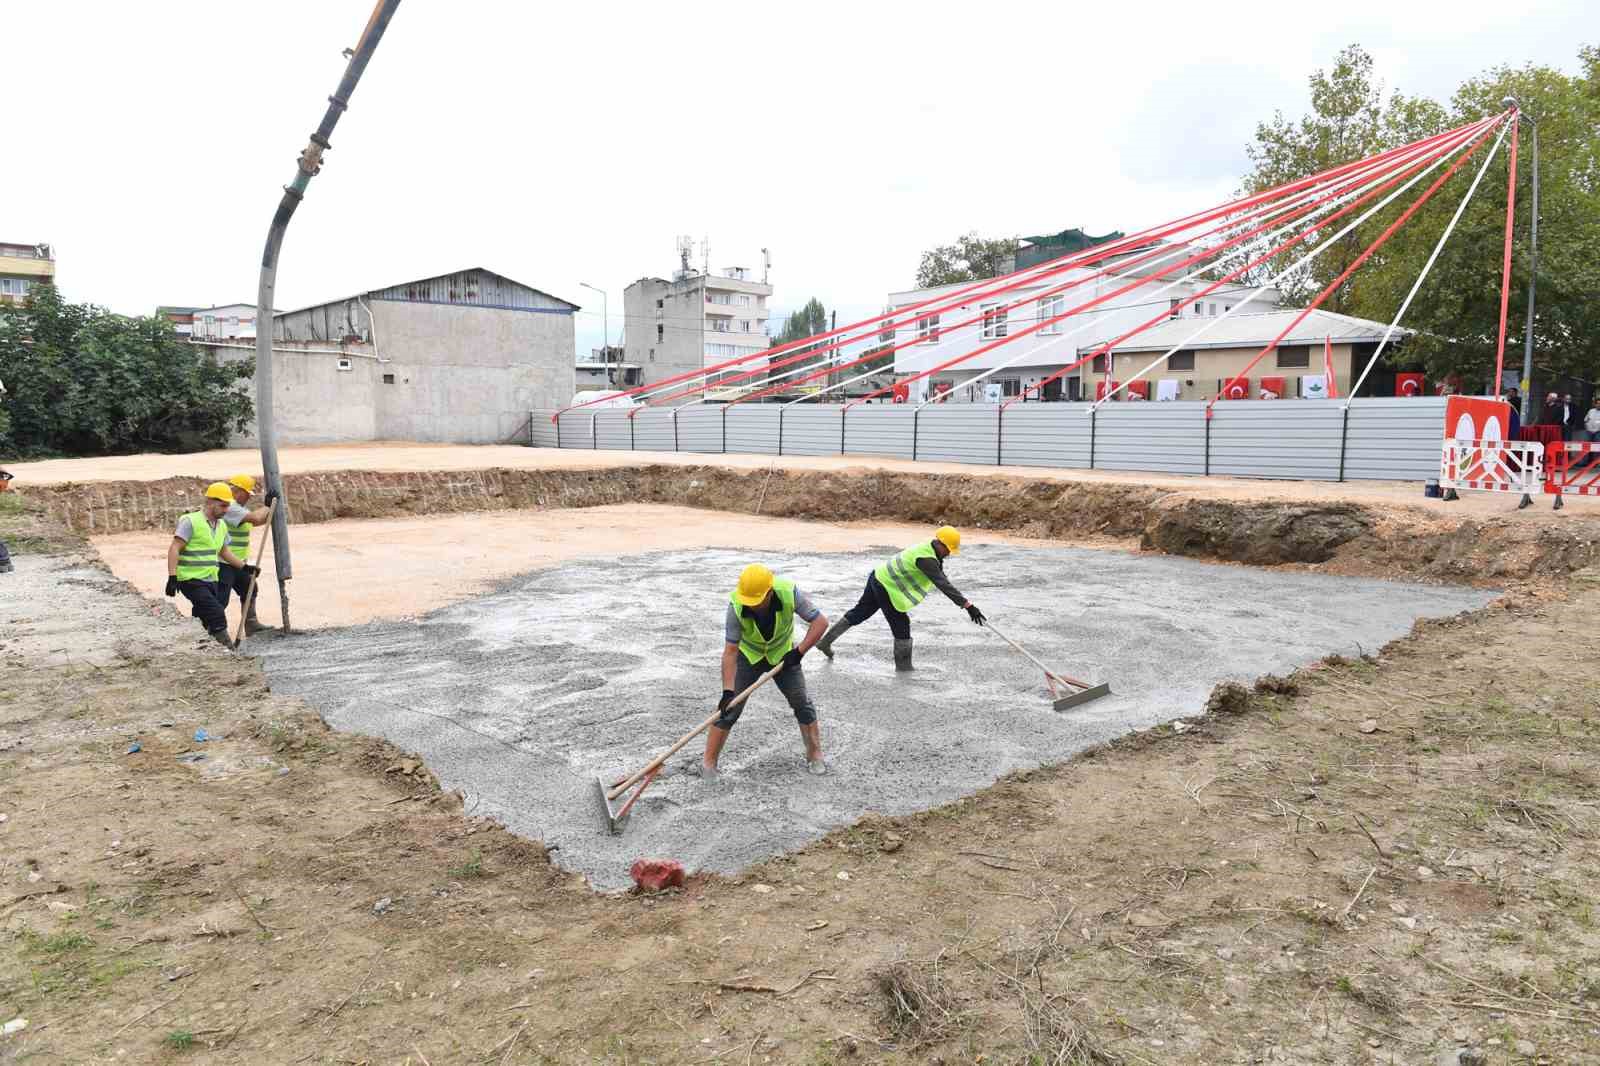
[5,1,1590,357]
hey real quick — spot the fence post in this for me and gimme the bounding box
[1337,405,1351,482]
[672,408,679,452]
[1089,408,1098,470]
[528,410,535,447]
[777,408,785,456]
[1204,411,1211,476]
[912,408,920,461]
[995,406,1003,466]
[839,408,847,455]
[722,405,728,454]
[591,413,597,450]
[629,412,635,451]
[555,414,562,450]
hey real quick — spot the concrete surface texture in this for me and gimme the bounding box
[11,442,1594,519]
[92,505,1050,631]
[252,543,1493,891]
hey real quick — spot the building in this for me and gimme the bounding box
[157,306,199,338]
[622,261,772,398]
[158,303,263,340]
[575,345,642,393]
[1092,308,1413,401]
[0,242,54,306]
[887,241,1280,403]
[199,268,577,445]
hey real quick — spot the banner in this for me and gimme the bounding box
[1396,372,1425,397]
[1301,374,1329,399]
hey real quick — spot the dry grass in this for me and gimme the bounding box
[870,958,970,1046]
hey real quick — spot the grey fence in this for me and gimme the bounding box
[530,398,1450,482]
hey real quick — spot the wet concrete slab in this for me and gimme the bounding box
[253,544,1493,890]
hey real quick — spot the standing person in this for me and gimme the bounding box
[817,526,984,672]
[1504,389,1522,439]
[703,564,831,779]
[217,475,279,635]
[1562,393,1582,442]
[1542,392,1564,427]
[166,483,253,646]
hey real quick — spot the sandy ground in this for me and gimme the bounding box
[91,504,1058,631]
[252,543,1491,890]
[15,440,1598,519]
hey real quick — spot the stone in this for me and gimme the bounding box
[836,871,851,881]
[1359,718,1378,734]
[45,901,77,915]
[1417,866,1434,878]
[1216,947,1234,961]
[750,884,774,895]
[372,897,393,915]
[629,858,685,892]
[1515,1041,1535,1057]
[879,833,903,853]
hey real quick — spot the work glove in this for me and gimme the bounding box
[965,602,986,625]
[782,647,805,673]
[717,689,735,712]
[164,575,178,597]
[241,564,262,580]
[264,489,281,507]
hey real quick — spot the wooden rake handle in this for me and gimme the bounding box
[607,660,785,800]
[231,499,278,648]
[981,620,1093,692]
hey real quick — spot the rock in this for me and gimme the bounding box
[879,833,903,853]
[836,871,851,881]
[629,858,685,892]
[45,901,77,915]
[1359,718,1378,734]
[1515,1040,1535,1057]
[0,813,8,824]
[1437,1049,1487,1066]
[25,871,41,884]
[1,1018,26,1037]
[750,884,774,895]
[1389,901,1409,915]
[372,897,393,915]
[1216,947,1234,961]
[1418,866,1434,878]
[1394,916,1418,930]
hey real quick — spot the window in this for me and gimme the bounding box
[740,320,753,332]
[382,373,395,384]
[998,377,1022,397]
[735,294,753,306]
[980,303,1008,339]
[336,358,353,372]
[1091,354,1108,373]
[1276,346,1310,369]
[1168,351,1195,371]
[707,292,732,305]
[1168,299,1181,320]
[1037,294,1063,335]
[917,313,941,344]
[710,319,731,333]
[655,299,664,309]
[705,343,745,360]
[656,324,664,342]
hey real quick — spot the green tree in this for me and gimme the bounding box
[772,297,828,348]
[915,233,1020,288]
[1238,44,1600,384]
[0,285,255,457]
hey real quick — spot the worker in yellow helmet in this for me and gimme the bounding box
[703,563,831,779]
[217,475,281,635]
[165,483,252,646]
[816,525,983,671]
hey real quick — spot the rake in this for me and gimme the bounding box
[981,620,1111,711]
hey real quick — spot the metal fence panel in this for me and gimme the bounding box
[528,410,559,447]
[633,408,676,453]
[675,405,723,454]
[1095,403,1206,475]
[1208,400,1344,480]
[780,406,844,456]
[593,409,633,451]
[555,410,596,449]
[915,405,1000,464]
[1343,397,1446,481]
[997,404,1092,468]
[725,405,781,455]
[843,406,915,460]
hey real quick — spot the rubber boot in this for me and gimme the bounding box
[893,638,914,672]
[799,722,828,775]
[816,618,853,660]
[243,595,276,636]
[209,629,234,649]
[700,724,730,780]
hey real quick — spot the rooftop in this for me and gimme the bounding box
[1093,308,1409,354]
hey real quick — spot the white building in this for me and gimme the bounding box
[886,242,1280,403]
[622,260,772,399]
[190,303,261,341]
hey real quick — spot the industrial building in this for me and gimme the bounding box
[202,268,577,445]
[622,249,773,397]
[0,242,54,306]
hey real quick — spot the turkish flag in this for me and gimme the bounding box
[1223,377,1251,400]
[1126,380,1150,400]
[1260,376,1286,399]
[1396,372,1425,397]
[891,382,909,404]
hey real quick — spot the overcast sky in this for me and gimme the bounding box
[5,1,1591,356]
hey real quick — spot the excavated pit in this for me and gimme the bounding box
[252,542,1493,890]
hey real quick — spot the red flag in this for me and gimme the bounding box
[1324,336,1339,399]
[1395,372,1425,397]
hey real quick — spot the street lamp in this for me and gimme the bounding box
[578,281,610,378]
[1502,97,1538,426]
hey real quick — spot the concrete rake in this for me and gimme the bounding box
[981,620,1110,711]
[594,660,784,834]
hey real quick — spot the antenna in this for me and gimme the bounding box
[675,235,693,281]
[701,236,710,277]
[761,247,771,285]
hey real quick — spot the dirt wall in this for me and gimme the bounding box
[30,465,1600,583]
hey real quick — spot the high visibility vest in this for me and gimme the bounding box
[175,510,227,582]
[226,516,251,559]
[874,541,938,613]
[729,578,796,666]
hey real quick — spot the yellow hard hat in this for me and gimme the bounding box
[935,525,961,554]
[227,474,257,494]
[734,563,774,607]
[204,482,234,503]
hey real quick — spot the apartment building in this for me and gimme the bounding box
[622,263,772,397]
[0,242,54,306]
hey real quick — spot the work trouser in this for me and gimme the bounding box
[178,579,228,635]
[217,564,254,613]
[718,654,817,730]
[842,572,912,640]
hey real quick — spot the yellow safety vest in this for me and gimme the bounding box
[175,511,227,582]
[874,542,938,613]
[227,517,251,558]
[729,578,797,666]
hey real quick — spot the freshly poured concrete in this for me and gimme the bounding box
[254,545,1492,890]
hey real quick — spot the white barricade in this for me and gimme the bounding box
[1438,438,1544,495]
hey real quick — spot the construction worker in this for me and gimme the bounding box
[166,482,254,646]
[703,563,830,779]
[816,525,984,671]
[217,475,279,635]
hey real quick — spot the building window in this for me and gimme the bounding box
[656,324,664,342]
[998,378,1022,397]
[1208,304,1217,316]
[336,358,354,372]
[917,313,941,344]
[382,373,395,384]
[1168,299,1181,320]
[735,294,752,306]
[710,319,731,333]
[1037,294,1063,335]
[1168,351,1195,371]
[1276,346,1310,369]
[1091,354,1108,373]
[980,303,1008,339]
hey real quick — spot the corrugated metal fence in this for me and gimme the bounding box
[528,398,1448,482]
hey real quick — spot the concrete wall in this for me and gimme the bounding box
[221,299,574,446]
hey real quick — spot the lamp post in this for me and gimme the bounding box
[579,282,610,383]
[1503,97,1538,425]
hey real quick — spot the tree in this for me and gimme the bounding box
[915,233,1020,288]
[0,285,255,457]
[1238,44,1600,384]
[772,297,828,348]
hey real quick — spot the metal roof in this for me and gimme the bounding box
[277,267,578,317]
[1093,308,1410,354]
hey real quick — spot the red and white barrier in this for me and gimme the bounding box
[1545,442,1600,498]
[1440,438,1544,495]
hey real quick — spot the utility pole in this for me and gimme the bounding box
[254,0,402,633]
[1504,97,1539,425]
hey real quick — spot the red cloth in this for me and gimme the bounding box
[1125,380,1150,400]
[1518,425,1563,449]
[1395,372,1425,397]
[1096,380,1121,401]
[1259,376,1286,399]
[629,858,685,892]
